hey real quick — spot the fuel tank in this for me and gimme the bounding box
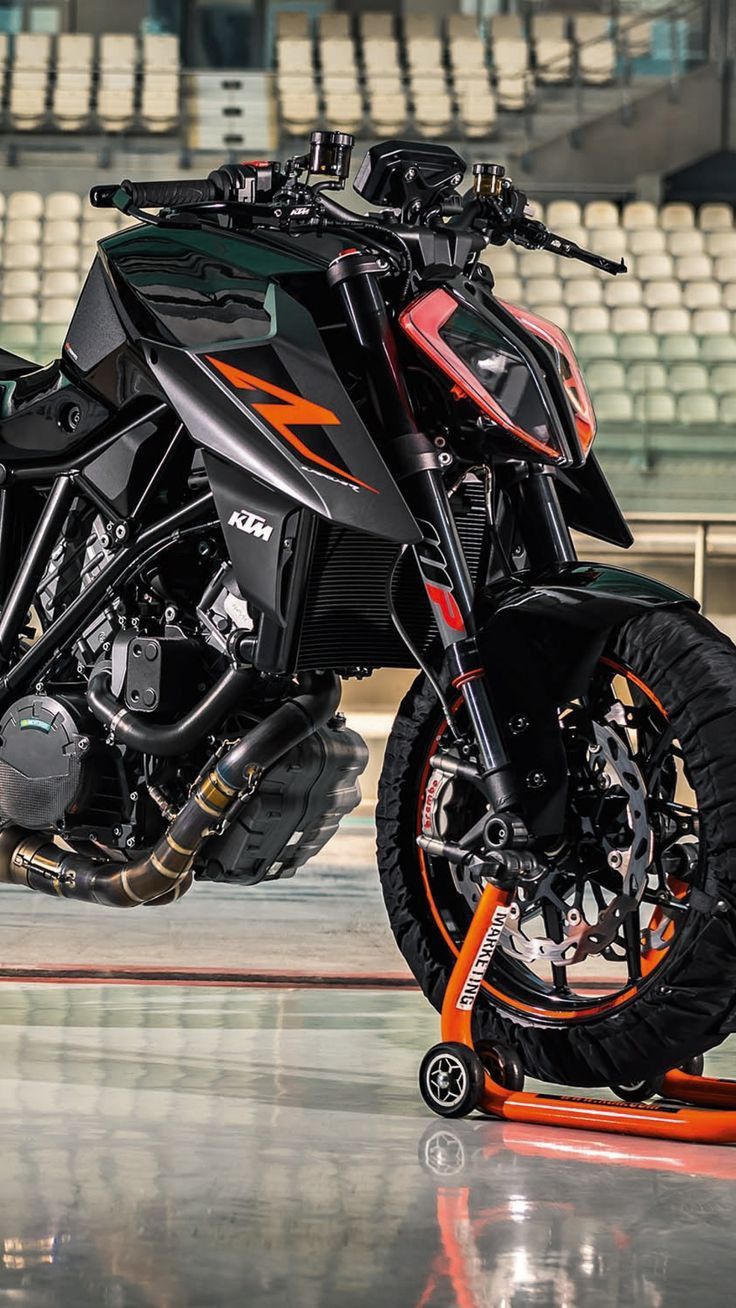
[62,222,420,544]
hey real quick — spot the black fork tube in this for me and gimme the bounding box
[329,254,519,812]
[0,474,75,667]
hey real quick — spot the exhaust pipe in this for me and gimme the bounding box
[0,674,341,908]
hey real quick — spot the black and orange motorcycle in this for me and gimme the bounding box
[0,132,733,1095]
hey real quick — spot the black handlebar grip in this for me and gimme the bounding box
[89,184,119,208]
[120,178,219,209]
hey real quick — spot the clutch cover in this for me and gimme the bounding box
[0,695,92,830]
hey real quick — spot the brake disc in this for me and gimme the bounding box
[425,710,653,966]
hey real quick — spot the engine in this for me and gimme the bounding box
[9,503,368,881]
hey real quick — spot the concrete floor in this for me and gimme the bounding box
[0,982,735,1308]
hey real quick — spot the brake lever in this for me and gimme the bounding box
[513,218,626,275]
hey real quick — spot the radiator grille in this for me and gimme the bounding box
[296,480,487,671]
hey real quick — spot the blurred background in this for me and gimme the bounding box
[0,0,732,814]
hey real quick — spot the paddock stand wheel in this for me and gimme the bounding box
[419,1043,486,1118]
[611,1056,704,1104]
[423,878,736,1144]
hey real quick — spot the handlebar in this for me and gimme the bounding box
[90,178,219,210]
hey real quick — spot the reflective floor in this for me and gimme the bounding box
[0,983,735,1307]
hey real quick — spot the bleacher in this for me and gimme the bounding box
[0,32,180,135]
[274,9,654,140]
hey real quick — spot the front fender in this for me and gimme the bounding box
[477,562,696,835]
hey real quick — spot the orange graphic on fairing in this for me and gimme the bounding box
[206,355,379,493]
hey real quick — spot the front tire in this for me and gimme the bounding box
[377,607,736,1088]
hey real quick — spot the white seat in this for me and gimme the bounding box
[714,255,736,283]
[586,359,625,392]
[719,394,736,423]
[495,70,532,112]
[43,220,79,246]
[563,280,603,308]
[324,92,364,133]
[705,231,736,258]
[457,90,497,138]
[483,245,517,276]
[1,295,37,323]
[406,36,444,72]
[518,249,557,279]
[5,218,41,245]
[659,334,700,362]
[628,229,667,257]
[360,13,394,39]
[617,332,659,360]
[667,229,705,257]
[699,204,733,232]
[636,253,674,281]
[99,34,137,70]
[277,38,313,73]
[621,15,652,58]
[583,201,619,230]
[3,244,40,270]
[651,307,691,335]
[683,281,721,310]
[493,276,523,302]
[39,297,76,324]
[610,305,651,334]
[603,277,643,307]
[535,37,573,84]
[569,306,610,333]
[578,38,616,85]
[280,91,320,135]
[675,254,712,282]
[584,226,627,261]
[449,36,487,75]
[2,268,39,296]
[634,392,676,424]
[574,14,609,41]
[667,363,709,394]
[318,12,351,38]
[42,270,78,298]
[692,308,731,335]
[41,246,79,272]
[363,37,401,77]
[545,200,582,231]
[56,34,93,70]
[575,331,617,360]
[14,32,51,66]
[677,392,719,423]
[643,280,681,309]
[533,304,570,330]
[558,256,598,281]
[626,361,667,392]
[414,93,453,137]
[319,37,358,75]
[594,391,634,422]
[707,364,736,397]
[622,201,658,230]
[525,278,564,308]
[720,283,736,310]
[142,33,179,70]
[368,94,408,134]
[660,203,695,231]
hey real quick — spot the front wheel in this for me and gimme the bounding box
[377,608,736,1088]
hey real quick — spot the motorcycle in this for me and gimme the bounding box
[0,131,734,1092]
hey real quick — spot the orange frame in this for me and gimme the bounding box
[440,880,736,1145]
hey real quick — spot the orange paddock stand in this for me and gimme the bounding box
[420,880,736,1145]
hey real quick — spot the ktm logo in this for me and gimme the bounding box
[206,356,378,494]
[228,509,274,541]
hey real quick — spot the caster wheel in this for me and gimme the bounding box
[419,1042,485,1118]
[476,1040,525,1092]
[611,1076,664,1103]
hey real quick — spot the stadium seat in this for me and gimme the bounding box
[369,94,408,135]
[692,307,731,334]
[360,13,394,39]
[324,91,364,133]
[458,90,497,139]
[583,200,620,230]
[623,201,659,230]
[651,306,691,334]
[575,15,616,85]
[546,200,582,230]
[518,249,557,279]
[43,270,78,298]
[677,391,719,423]
[637,253,674,281]
[668,362,709,394]
[564,280,603,307]
[494,276,523,302]
[627,361,668,392]
[404,15,438,38]
[570,306,610,332]
[414,93,453,138]
[683,280,721,310]
[667,229,706,257]
[634,392,676,424]
[643,279,682,309]
[628,228,667,256]
[595,391,634,421]
[659,334,701,361]
[586,359,625,392]
[705,231,736,257]
[707,364,736,397]
[610,305,651,334]
[675,254,713,282]
[719,394,736,423]
[276,12,309,39]
[3,269,39,297]
[526,278,564,308]
[616,332,659,360]
[532,14,573,84]
[318,12,351,38]
[575,331,617,361]
[4,244,40,271]
[5,218,41,245]
[699,203,733,231]
[280,91,320,135]
[621,15,652,59]
[660,202,695,230]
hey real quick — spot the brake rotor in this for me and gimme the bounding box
[425,709,654,966]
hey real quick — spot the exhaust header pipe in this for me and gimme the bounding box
[0,674,341,908]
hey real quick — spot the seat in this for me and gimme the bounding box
[141,74,180,134]
[5,218,41,245]
[676,391,719,424]
[675,254,712,282]
[360,13,394,40]
[577,37,616,85]
[518,249,557,279]
[643,279,681,309]
[584,226,627,261]
[318,12,351,38]
[563,280,602,308]
[43,220,79,247]
[534,304,569,330]
[3,244,40,271]
[719,282,736,310]
[574,331,617,361]
[628,228,667,256]
[634,391,676,424]
[368,93,408,134]
[705,231,736,258]
[667,229,705,257]
[627,361,668,392]
[604,277,643,307]
[42,270,78,298]
[719,394,736,423]
[559,255,600,280]
[622,201,659,230]
[447,15,478,39]
[525,278,564,308]
[610,305,651,334]
[660,202,695,231]
[594,391,634,422]
[41,246,79,273]
[276,12,309,39]
[699,203,732,232]
[406,35,444,73]
[534,18,572,84]
[586,359,625,393]
[659,334,700,362]
[651,306,691,335]
[482,245,516,276]
[583,200,619,230]
[667,362,709,394]
[636,252,674,281]
[692,307,731,335]
[142,33,179,70]
[714,255,736,284]
[706,364,736,397]
[569,306,610,333]
[621,15,652,59]
[683,281,721,310]
[414,92,453,137]
[280,91,320,135]
[458,89,497,138]
[546,200,582,230]
[493,276,523,302]
[324,92,364,134]
[616,332,659,360]
[2,268,39,296]
[363,36,402,78]
[449,36,487,76]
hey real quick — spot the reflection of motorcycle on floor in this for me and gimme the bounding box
[416,1121,736,1308]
